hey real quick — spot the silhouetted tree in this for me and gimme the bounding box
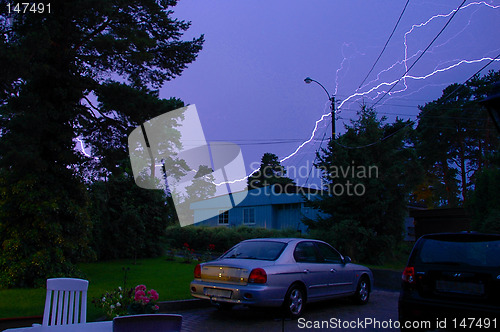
[305,105,421,264]
[414,70,500,207]
[247,153,295,189]
[0,0,203,287]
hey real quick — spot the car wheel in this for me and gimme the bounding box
[283,284,305,318]
[352,276,370,304]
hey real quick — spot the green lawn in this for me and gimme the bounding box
[0,257,198,321]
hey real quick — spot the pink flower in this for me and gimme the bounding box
[142,297,150,304]
[153,305,159,311]
[148,289,159,301]
[134,290,146,302]
[135,284,146,292]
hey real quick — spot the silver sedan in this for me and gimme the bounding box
[190,238,374,317]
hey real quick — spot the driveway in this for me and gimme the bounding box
[175,289,400,332]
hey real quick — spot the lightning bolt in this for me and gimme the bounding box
[280,1,500,165]
[80,1,493,189]
[210,1,500,187]
[75,137,92,158]
[76,1,499,190]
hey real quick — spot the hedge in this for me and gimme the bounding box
[164,225,303,254]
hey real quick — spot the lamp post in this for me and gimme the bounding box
[304,77,336,139]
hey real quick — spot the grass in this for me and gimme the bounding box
[363,262,405,271]
[0,241,416,320]
[0,257,198,321]
[362,241,415,271]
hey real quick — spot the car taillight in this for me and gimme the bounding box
[248,268,267,284]
[194,264,201,279]
[402,266,415,284]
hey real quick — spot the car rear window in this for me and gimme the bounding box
[417,238,500,268]
[220,241,287,261]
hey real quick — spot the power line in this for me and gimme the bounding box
[373,0,467,108]
[332,51,500,150]
[358,0,410,90]
[339,107,488,120]
[209,52,496,150]
[304,122,330,186]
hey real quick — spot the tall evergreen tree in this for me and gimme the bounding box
[305,105,421,264]
[414,71,500,207]
[247,153,295,190]
[0,0,203,287]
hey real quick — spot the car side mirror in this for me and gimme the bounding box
[343,256,352,264]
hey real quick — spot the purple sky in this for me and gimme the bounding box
[160,0,500,187]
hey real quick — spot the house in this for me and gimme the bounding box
[189,184,323,233]
[410,207,472,239]
[403,204,428,242]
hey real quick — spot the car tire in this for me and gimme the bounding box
[283,284,306,318]
[352,276,370,305]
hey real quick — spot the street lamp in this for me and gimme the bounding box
[304,77,336,139]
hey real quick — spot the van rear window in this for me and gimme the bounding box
[418,238,500,268]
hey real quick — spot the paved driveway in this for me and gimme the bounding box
[175,289,400,332]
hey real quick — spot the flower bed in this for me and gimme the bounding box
[93,284,160,319]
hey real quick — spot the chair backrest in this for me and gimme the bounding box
[42,278,89,326]
[113,314,182,332]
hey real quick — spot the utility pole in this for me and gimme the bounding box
[330,96,336,139]
[304,77,336,140]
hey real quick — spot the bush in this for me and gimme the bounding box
[89,174,176,260]
[164,225,302,254]
[308,219,396,264]
[468,165,500,234]
[0,172,94,288]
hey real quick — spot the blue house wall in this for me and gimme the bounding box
[189,184,322,233]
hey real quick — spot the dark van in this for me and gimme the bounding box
[399,232,500,329]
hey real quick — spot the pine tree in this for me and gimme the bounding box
[0,0,203,287]
[305,105,421,264]
[247,153,295,189]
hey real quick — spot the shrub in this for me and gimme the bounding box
[308,219,395,264]
[89,174,176,260]
[165,225,302,254]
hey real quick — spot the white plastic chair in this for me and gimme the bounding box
[40,278,89,326]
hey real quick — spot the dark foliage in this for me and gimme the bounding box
[247,153,295,189]
[414,71,500,207]
[467,153,500,234]
[89,172,177,261]
[304,105,421,264]
[164,225,302,254]
[0,0,203,287]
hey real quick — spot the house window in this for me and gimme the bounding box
[218,210,229,224]
[243,208,255,224]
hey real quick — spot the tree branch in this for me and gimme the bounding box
[73,17,111,51]
[82,96,129,131]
